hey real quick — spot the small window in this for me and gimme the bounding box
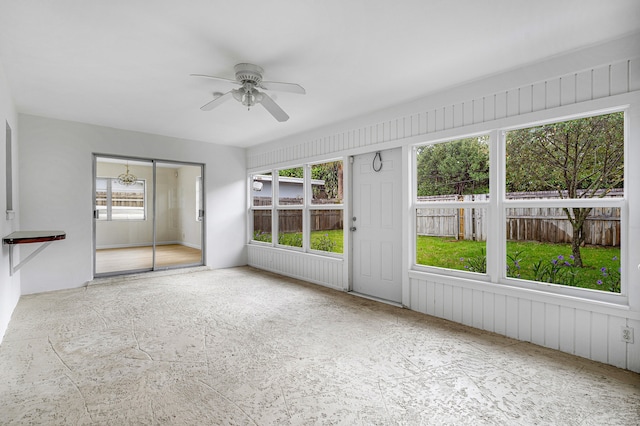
[416,136,489,201]
[278,167,304,205]
[311,161,343,204]
[277,209,303,248]
[96,177,146,221]
[252,210,272,243]
[310,209,343,253]
[251,171,273,243]
[251,173,272,207]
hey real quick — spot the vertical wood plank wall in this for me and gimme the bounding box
[248,55,640,372]
[248,59,639,170]
[248,245,344,291]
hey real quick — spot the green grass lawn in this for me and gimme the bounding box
[255,230,344,253]
[416,236,620,292]
[311,229,344,253]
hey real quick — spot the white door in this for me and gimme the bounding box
[351,148,402,303]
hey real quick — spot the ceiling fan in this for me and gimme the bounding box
[191,63,305,122]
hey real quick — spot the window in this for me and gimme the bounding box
[277,167,304,248]
[96,177,146,220]
[504,111,624,293]
[414,135,490,274]
[251,172,272,242]
[412,111,625,297]
[249,160,344,255]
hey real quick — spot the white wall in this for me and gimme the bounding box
[18,115,247,294]
[246,33,640,372]
[0,57,19,341]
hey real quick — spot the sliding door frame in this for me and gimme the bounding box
[93,153,205,277]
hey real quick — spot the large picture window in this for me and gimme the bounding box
[249,160,344,255]
[504,111,624,293]
[412,111,625,296]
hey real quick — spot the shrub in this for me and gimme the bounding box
[597,257,621,293]
[311,233,336,252]
[532,255,578,286]
[253,230,272,243]
[278,232,302,247]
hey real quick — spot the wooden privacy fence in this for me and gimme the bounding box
[416,207,487,242]
[255,192,621,246]
[416,191,622,247]
[505,206,620,246]
[253,209,344,234]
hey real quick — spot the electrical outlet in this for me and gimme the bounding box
[621,326,634,343]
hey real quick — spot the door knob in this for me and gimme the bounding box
[350,226,357,231]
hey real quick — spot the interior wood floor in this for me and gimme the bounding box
[95,244,202,274]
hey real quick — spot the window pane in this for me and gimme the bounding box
[111,180,145,220]
[252,173,272,207]
[311,161,343,204]
[416,136,489,201]
[252,210,272,243]
[278,210,302,247]
[278,168,304,205]
[415,207,487,273]
[95,177,108,220]
[506,112,624,199]
[310,209,343,253]
[505,206,621,292]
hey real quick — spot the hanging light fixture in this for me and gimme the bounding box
[117,162,137,186]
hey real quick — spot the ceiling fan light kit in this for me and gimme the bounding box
[192,63,305,122]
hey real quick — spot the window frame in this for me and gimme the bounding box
[249,159,345,257]
[497,109,627,302]
[250,171,273,246]
[411,133,492,280]
[411,108,627,303]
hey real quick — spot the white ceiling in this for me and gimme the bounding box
[0,1,638,148]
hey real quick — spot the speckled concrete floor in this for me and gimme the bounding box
[1,267,639,425]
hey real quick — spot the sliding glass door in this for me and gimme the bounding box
[94,156,204,276]
[154,161,203,269]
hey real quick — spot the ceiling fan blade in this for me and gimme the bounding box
[258,92,290,122]
[190,74,239,85]
[200,91,233,111]
[259,80,306,95]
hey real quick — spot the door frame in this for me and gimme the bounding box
[92,154,206,277]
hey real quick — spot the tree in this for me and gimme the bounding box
[311,161,343,202]
[416,136,490,197]
[506,112,623,267]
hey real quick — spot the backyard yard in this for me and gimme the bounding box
[416,236,620,292]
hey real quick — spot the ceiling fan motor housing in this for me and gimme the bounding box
[234,63,263,85]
